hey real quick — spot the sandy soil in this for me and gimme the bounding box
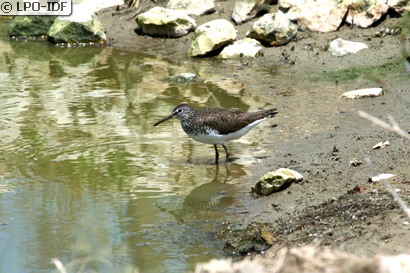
[97,1,410,260]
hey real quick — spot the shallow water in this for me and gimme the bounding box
[0,34,276,273]
[0,37,373,273]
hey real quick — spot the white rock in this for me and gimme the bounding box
[252,168,303,196]
[136,7,196,38]
[373,140,390,149]
[232,0,271,24]
[339,88,383,99]
[167,0,215,16]
[62,0,123,22]
[188,19,237,57]
[329,38,368,56]
[219,38,263,58]
[247,11,297,46]
[369,173,395,182]
[279,0,348,32]
[346,0,389,28]
[387,0,410,12]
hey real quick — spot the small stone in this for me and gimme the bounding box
[373,140,390,150]
[279,0,348,32]
[188,19,237,57]
[48,16,106,44]
[232,0,271,24]
[136,7,196,38]
[167,0,215,16]
[8,16,56,37]
[349,159,362,166]
[339,88,383,99]
[369,173,395,183]
[247,11,297,46]
[329,38,368,56]
[346,0,389,28]
[219,38,263,59]
[388,0,410,13]
[252,168,303,196]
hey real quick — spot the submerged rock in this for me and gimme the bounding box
[8,16,56,37]
[167,73,198,83]
[279,0,348,32]
[188,19,237,57]
[252,168,303,196]
[247,11,297,46]
[339,88,383,99]
[166,0,215,16]
[136,7,196,38]
[219,38,263,58]
[329,38,368,56]
[231,0,271,24]
[48,17,106,44]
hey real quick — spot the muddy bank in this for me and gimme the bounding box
[97,1,410,261]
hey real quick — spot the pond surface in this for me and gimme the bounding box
[0,30,285,273]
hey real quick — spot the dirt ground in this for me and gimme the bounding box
[97,1,410,261]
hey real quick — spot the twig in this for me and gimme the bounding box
[359,110,410,221]
[364,157,410,221]
[382,179,410,220]
[357,110,410,140]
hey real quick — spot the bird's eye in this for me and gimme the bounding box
[177,108,183,113]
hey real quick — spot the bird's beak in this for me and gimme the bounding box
[153,114,174,127]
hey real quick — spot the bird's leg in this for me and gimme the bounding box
[222,144,230,163]
[214,144,219,164]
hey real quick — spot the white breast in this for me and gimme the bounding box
[188,118,268,145]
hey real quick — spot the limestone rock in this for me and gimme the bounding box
[369,173,395,182]
[8,16,56,37]
[252,168,303,196]
[373,140,390,150]
[188,19,237,57]
[48,16,106,44]
[329,38,368,56]
[232,0,271,24]
[167,0,215,16]
[388,0,410,12]
[247,11,297,46]
[219,38,263,58]
[65,0,124,22]
[346,0,389,28]
[136,7,196,38]
[279,0,348,32]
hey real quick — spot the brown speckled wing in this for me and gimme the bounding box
[196,108,277,135]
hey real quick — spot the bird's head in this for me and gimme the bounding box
[154,103,194,126]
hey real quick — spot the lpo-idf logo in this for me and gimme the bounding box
[1,0,72,15]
